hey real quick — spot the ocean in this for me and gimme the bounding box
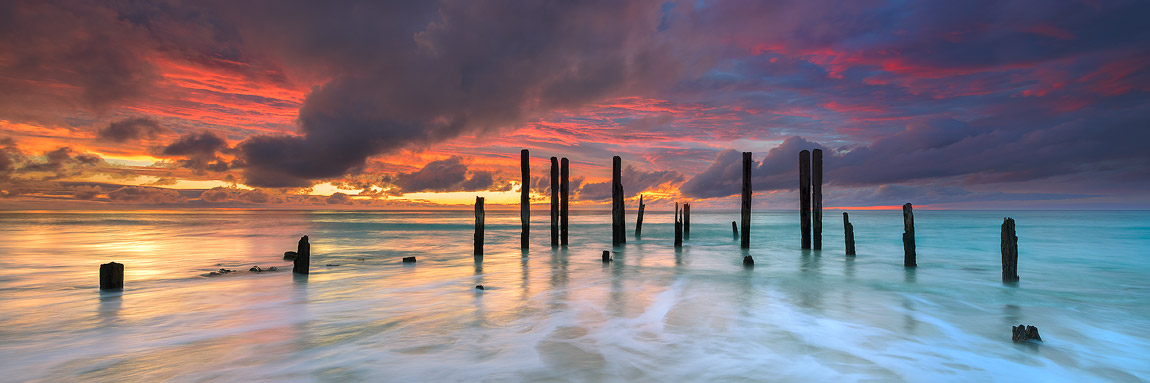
[0,210,1147,382]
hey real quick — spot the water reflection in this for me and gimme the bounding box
[97,291,122,324]
[607,250,625,317]
[798,251,823,312]
[549,248,569,310]
[520,252,530,301]
[737,249,754,316]
[902,297,918,334]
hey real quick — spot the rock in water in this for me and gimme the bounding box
[1012,324,1042,342]
[283,251,297,260]
[249,266,262,272]
[402,257,416,263]
[743,256,754,267]
[475,285,485,290]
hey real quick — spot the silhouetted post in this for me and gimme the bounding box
[674,202,683,248]
[635,194,646,238]
[99,262,123,290]
[521,149,530,249]
[561,158,569,246]
[684,203,691,240]
[474,197,485,256]
[550,157,559,247]
[294,235,310,275]
[732,221,739,239]
[843,212,856,256]
[1002,217,1019,282]
[799,150,811,249]
[741,152,752,249]
[602,250,611,263]
[813,149,823,250]
[903,203,916,267]
[611,156,625,246]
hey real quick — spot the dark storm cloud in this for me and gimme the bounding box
[106,186,187,203]
[158,131,231,172]
[199,187,276,204]
[161,131,227,157]
[0,1,158,114]
[325,192,351,205]
[72,185,102,200]
[388,156,499,193]
[233,0,700,187]
[682,113,1150,199]
[577,165,684,201]
[98,118,165,142]
[11,146,104,180]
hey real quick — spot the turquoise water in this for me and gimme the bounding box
[0,210,1147,382]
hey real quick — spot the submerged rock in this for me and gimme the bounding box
[283,251,298,260]
[249,266,262,272]
[475,285,485,290]
[1012,324,1042,343]
[268,266,278,271]
[402,256,417,263]
[743,255,754,267]
[208,268,236,277]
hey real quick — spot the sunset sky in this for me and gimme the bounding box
[0,0,1146,209]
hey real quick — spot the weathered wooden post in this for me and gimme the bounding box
[903,203,916,267]
[611,156,626,246]
[602,250,611,263]
[635,194,646,239]
[813,149,823,250]
[732,221,739,240]
[674,202,683,248]
[551,157,559,247]
[843,212,856,256]
[741,152,752,249]
[799,150,811,249]
[1002,217,1019,282]
[293,235,310,274]
[521,149,530,249]
[475,197,485,256]
[561,158,569,246]
[99,262,124,290]
[684,203,691,240]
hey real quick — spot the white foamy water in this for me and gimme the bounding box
[0,210,1147,382]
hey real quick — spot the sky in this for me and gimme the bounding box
[0,0,1147,210]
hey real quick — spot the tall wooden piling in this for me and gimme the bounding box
[1002,217,1019,282]
[843,212,856,256]
[551,157,559,247]
[99,262,124,290]
[684,203,691,240]
[799,150,811,249]
[561,158,569,246]
[294,235,310,275]
[475,197,485,256]
[521,149,530,249]
[635,194,646,238]
[611,156,625,246]
[674,203,683,248]
[741,152,752,249]
[902,203,916,267]
[813,149,823,250]
[732,221,739,240]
